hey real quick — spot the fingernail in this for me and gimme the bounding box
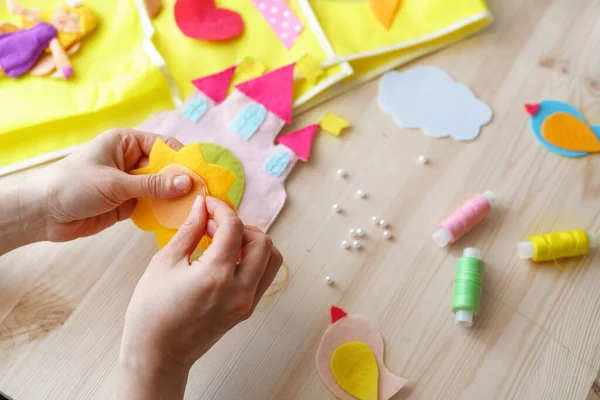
[185,195,203,223]
[174,174,192,192]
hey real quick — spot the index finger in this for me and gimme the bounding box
[201,196,244,268]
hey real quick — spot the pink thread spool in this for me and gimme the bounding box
[433,191,494,247]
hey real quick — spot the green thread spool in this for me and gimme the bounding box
[452,248,484,327]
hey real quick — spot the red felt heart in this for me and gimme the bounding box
[174,0,244,41]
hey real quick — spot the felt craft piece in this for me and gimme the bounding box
[235,63,295,124]
[138,69,300,232]
[331,305,348,323]
[331,342,379,400]
[29,41,80,76]
[524,100,600,158]
[230,103,268,140]
[264,151,290,177]
[192,66,236,104]
[251,0,303,50]
[144,0,163,18]
[151,164,208,229]
[276,124,319,162]
[316,307,407,400]
[199,143,245,207]
[369,0,401,30]
[0,22,18,34]
[232,56,265,86]
[130,139,236,250]
[174,0,244,41]
[319,112,350,137]
[0,23,57,77]
[183,97,209,123]
[379,66,492,141]
[296,53,324,85]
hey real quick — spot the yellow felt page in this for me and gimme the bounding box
[151,0,347,102]
[0,0,172,168]
[309,0,491,62]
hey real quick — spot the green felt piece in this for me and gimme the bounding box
[199,143,245,207]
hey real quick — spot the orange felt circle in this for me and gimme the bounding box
[151,164,207,229]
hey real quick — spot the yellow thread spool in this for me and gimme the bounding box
[517,229,597,262]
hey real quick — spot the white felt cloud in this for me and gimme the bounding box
[378,66,493,141]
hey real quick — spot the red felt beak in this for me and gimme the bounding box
[330,306,348,323]
[525,103,540,116]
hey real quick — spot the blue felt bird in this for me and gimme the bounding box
[525,100,600,158]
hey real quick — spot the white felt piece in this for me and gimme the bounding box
[378,66,493,141]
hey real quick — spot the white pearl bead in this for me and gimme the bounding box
[418,155,428,165]
[332,204,342,213]
[371,216,380,224]
[383,230,393,239]
[336,168,347,177]
[349,228,357,237]
[378,219,389,228]
[341,240,350,249]
[357,189,367,198]
[356,228,366,237]
[352,240,362,249]
[325,276,334,285]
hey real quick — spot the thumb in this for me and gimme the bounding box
[162,195,208,262]
[125,172,192,200]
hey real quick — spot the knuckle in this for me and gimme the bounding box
[226,217,244,235]
[142,175,165,197]
[257,234,273,252]
[230,293,254,318]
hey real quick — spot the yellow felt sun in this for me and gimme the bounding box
[130,139,236,250]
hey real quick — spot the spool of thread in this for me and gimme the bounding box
[452,248,483,327]
[433,191,494,247]
[517,229,597,262]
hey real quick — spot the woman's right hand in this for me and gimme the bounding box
[118,196,283,400]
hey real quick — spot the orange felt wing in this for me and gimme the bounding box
[369,0,401,30]
[542,112,600,152]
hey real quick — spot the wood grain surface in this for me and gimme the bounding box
[2,0,600,398]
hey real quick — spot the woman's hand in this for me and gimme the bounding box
[41,129,192,242]
[118,196,283,400]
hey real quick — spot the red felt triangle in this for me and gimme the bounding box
[192,66,236,104]
[276,124,319,161]
[235,63,295,124]
[330,306,348,323]
[174,0,244,41]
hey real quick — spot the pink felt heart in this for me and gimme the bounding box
[174,0,244,41]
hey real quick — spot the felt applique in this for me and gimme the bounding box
[192,66,236,104]
[0,23,57,77]
[144,0,162,18]
[319,113,350,137]
[525,100,600,157]
[200,143,245,207]
[369,0,401,30]
[276,124,319,162]
[130,139,236,250]
[29,41,80,76]
[138,63,316,232]
[183,97,209,123]
[316,306,407,400]
[174,0,244,41]
[230,103,268,140]
[251,0,303,50]
[264,151,290,177]
[235,63,295,124]
[233,57,265,86]
[379,67,493,141]
[296,53,324,85]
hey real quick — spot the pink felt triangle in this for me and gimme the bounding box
[191,66,236,104]
[235,63,295,124]
[276,124,318,161]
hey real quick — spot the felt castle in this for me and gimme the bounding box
[139,63,318,231]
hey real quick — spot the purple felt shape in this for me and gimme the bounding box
[0,23,58,78]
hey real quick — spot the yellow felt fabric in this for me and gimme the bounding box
[0,0,172,168]
[541,113,600,153]
[320,113,349,136]
[310,0,491,61]
[330,342,379,400]
[130,140,236,250]
[296,53,324,85]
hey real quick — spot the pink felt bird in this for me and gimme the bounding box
[316,306,407,400]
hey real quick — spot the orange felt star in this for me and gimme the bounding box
[130,139,236,251]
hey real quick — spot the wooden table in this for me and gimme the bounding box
[3,0,600,398]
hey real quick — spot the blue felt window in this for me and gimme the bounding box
[264,151,290,177]
[182,97,208,123]
[230,103,267,140]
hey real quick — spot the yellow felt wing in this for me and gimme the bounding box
[330,342,379,400]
